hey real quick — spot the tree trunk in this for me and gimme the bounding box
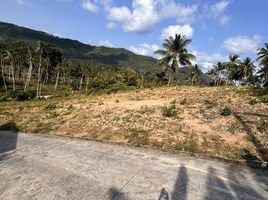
[54,71,60,93]
[79,74,84,91]
[140,74,144,89]
[11,61,16,91]
[37,49,42,97]
[85,74,89,92]
[24,50,33,91]
[1,59,7,92]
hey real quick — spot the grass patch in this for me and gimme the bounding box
[174,133,199,153]
[257,119,268,134]
[124,128,150,146]
[162,100,177,117]
[180,98,188,105]
[249,98,258,105]
[220,106,232,116]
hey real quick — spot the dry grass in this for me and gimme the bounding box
[1,86,268,161]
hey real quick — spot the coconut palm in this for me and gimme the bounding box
[225,54,243,84]
[190,64,202,85]
[241,57,255,84]
[206,68,218,85]
[214,62,226,85]
[155,34,195,85]
[256,43,268,86]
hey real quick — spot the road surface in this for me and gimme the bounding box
[0,131,268,200]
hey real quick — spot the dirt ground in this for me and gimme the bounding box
[1,86,268,161]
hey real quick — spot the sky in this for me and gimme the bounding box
[0,0,268,71]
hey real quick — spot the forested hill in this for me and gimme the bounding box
[0,21,159,73]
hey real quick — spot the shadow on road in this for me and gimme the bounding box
[108,187,128,200]
[204,165,267,200]
[227,165,266,200]
[0,121,19,161]
[171,165,188,200]
[204,167,234,200]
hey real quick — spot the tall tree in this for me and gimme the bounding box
[225,54,243,84]
[241,57,255,84]
[0,43,7,92]
[155,34,195,85]
[256,43,268,86]
[190,64,202,85]
[214,62,226,85]
[24,45,34,91]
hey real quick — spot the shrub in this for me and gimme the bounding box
[162,103,177,117]
[180,98,188,105]
[220,106,232,116]
[44,103,57,110]
[7,90,35,101]
[249,99,258,105]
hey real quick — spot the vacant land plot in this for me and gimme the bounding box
[1,86,268,161]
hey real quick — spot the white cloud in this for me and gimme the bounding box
[106,22,118,30]
[159,2,197,24]
[107,6,132,22]
[106,0,198,34]
[98,40,114,47]
[81,0,98,13]
[223,35,261,54]
[161,24,194,40]
[192,50,227,72]
[129,43,160,57]
[204,0,231,25]
[16,0,24,5]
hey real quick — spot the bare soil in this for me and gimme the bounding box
[1,86,268,161]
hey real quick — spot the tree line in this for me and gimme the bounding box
[155,34,268,87]
[0,35,267,100]
[0,40,153,99]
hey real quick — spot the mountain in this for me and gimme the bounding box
[0,21,158,73]
[0,21,211,84]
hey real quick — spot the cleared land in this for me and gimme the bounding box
[0,86,268,161]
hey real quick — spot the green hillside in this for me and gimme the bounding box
[0,21,211,84]
[0,21,158,73]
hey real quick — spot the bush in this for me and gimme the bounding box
[180,98,188,105]
[220,106,232,116]
[44,103,57,110]
[7,90,35,101]
[249,99,258,105]
[162,102,177,117]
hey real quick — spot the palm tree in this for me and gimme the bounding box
[241,57,255,84]
[225,54,243,84]
[206,68,218,85]
[256,43,268,86]
[214,62,226,85]
[190,64,202,85]
[155,34,195,85]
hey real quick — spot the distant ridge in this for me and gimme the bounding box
[0,21,159,73]
[0,21,211,83]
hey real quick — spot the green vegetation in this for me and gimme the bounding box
[220,106,232,116]
[162,100,177,117]
[155,34,195,85]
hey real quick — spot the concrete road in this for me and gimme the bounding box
[0,131,268,200]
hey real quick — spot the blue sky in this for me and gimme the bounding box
[0,0,268,71]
